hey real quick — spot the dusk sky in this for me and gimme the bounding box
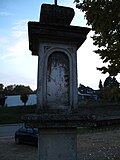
[1,0,118,90]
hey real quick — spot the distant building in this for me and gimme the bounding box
[78,84,98,104]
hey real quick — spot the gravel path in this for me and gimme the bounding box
[0,137,37,160]
[0,128,120,160]
[77,129,120,160]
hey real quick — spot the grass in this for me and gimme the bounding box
[0,105,36,124]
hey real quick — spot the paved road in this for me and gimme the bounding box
[0,123,23,138]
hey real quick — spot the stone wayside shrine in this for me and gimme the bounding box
[23,2,90,160]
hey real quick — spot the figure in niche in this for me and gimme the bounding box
[47,52,69,108]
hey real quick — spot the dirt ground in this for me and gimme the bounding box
[0,128,120,160]
[77,128,120,160]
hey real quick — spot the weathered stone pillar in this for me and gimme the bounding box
[24,3,90,160]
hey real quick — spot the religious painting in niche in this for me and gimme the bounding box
[47,51,69,109]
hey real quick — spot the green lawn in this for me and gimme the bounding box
[0,105,36,124]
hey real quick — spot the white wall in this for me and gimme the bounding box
[5,94,37,107]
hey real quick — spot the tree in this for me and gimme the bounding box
[74,0,120,76]
[14,85,33,95]
[100,76,120,102]
[4,84,34,95]
[0,95,7,106]
[0,83,4,94]
[20,94,29,106]
[104,76,119,88]
[4,85,16,95]
[98,79,103,90]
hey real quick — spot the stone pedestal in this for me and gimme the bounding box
[38,128,77,160]
[23,111,93,160]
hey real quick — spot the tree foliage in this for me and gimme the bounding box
[0,83,34,106]
[4,84,34,95]
[100,76,120,102]
[104,76,119,88]
[74,0,120,76]
[0,96,7,106]
[0,84,4,94]
[20,94,29,106]
[98,79,103,90]
[0,84,6,106]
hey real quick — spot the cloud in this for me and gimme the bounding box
[11,20,28,38]
[0,11,10,16]
[77,31,106,89]
[1,40,29,61]
[0,36,8,44]
[0,18,37,89]
[0,70,37,90]
[10,40,28,54]
[1,19,29,61]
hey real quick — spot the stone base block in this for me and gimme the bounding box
[38,128,77,160]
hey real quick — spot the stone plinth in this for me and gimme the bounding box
[23,112,93,160]
[23,111,93,128]
[38,128,77,160]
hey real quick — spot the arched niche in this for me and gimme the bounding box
[46,51,70,109]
